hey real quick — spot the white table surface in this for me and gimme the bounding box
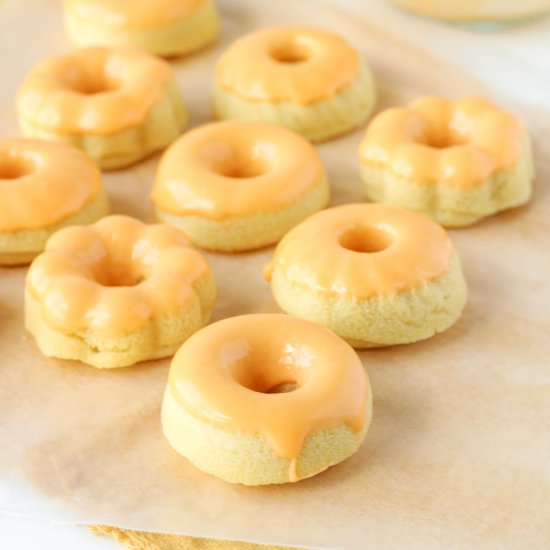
[1,0,548,548]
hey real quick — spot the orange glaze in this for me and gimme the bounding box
[152,120,325,219]
[167,314,370,460]
[359,96,524,188]
[63,0,206,30]
[17,47,173,135]
[391,0,550,21]
[215,26,360,105]
[264,203,454,299]
[26,215,212,337]
[0,139,101,232]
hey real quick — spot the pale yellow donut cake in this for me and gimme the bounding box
[359,96,534,227]
[265,203,467,347]
[151,120,329,251]
[212,26,377,142]
[17,46,187,170]
[63,0,220,57]
[0,138,108,265]
[162,314,372,485]
[25,216,215,368]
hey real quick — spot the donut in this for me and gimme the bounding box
[358,96,534,227]
[0,138,108,266]
[25,215,215,368]
[264,204,467,347]
[151,120,329,251]
[62,0,220,57]
[16,46,187,170]
[161,314,372,485]
[389,0,550,24]
[212,26,377,142]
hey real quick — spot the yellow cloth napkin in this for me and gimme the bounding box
[90,525,294,550]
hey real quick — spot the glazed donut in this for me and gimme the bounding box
[151,120,329,251]
[162,314,372,485]
[359,96,534,227]
[62,0,220,57]
[0,138,108,265]
[16,46,187,170]
[265,203,467,347]
[212,26,377,142]
[25,215,215,368]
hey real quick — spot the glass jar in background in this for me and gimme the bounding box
[390,0,550,27]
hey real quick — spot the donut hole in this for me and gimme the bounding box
[0,156,35,180]
[270,41,310,64]
[339,226,393,254]
[61,63,121,96]
[231,358,306,394]
[234,370,301,394]
[93,261,146,287]
[75,77,120,95]
[426,135,469,149]
[425,126,469,149]
[97,273,145,287]
[216,157,270,179]
[204,142,273,179]
[267,382,299,394]
[94,272,145,287]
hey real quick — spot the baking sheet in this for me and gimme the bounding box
[1,0,550,548]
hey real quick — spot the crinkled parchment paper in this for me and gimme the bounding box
[0,0,549,548]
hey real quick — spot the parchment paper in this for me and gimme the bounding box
[1,0,549,548]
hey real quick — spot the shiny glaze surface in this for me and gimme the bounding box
[26,215,212,337]
[264,203,454,298]
[152,120,325,219]
[0,139,101,232]
[17,47,173,135]
[168,314,369,459]
[359,96,524,187]
[63,0,206,29]
[215,26,360,104]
